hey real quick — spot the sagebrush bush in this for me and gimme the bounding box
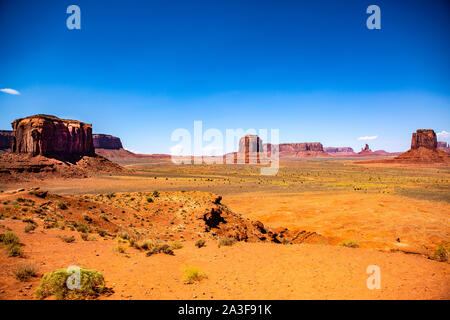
[339,240,360,248]
[7,243,24,257]
[14,262,37,281]
[35,267,105,300]
[432,242,449,262]
[25,223,36,233]
[218,236,236,248]
[3,231,20,245]
[195,239,206,248]
[183,267,207,284]
[170,241,183,250]
[58,235,75,243]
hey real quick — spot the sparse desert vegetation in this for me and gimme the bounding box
[0,158,448,300]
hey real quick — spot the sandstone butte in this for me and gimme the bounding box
[0,114,124,182]
[0,130,13,154]
[361,129,450,164]
[93,134,123,150]
[11,114,95,162]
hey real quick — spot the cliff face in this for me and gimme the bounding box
[393,129,449,163]
[324,147,354,154]
[93,134,123,150]
[238,135,263,154]
[11,114,95,161]
[0,130,13,150]
[279,143,324,152]
[411,129,437,150]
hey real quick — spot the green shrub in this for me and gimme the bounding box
[152,191,160,198]
[432,242,449,262]
[183,267,207,284]
[35,267,105,300]
[339,240,360,248]
[146,197,154,203]
[14,262,37,281]
[218,236,236,248]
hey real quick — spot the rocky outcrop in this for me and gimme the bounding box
[93,134,123,150]
[264,142,327,158]
[238,135,263,153]
[411,129,437,150]
[11,114,95,162]
[437,141,450,154]
[437,141,448,148]
[0,130,13,150]
[324,147,354,154]
[279,142,324,153]
[367,129,450,164]
[359,144,372,154]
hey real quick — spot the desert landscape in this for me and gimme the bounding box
[0,114,448,300]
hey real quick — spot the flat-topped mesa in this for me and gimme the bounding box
[437,141,448,148]
[93,134,123,150]
[11,114,95,161]
[324,147,354,154]
[279,142,324,153]
[0,130,13,150]
[411,129,437,149]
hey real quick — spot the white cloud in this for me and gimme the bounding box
[358,135,378,141]
[437,130,450,140]
[0,88,20,95]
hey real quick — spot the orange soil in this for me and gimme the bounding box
[224,192,450,255]
[0,219,449,300]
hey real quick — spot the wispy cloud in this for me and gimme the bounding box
[358,135,378,141]
[0,88,20,95]
[437,130,450,140]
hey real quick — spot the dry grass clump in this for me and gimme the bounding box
[14,262,37,281]
[339,240,360,248]
[0,231,24,257]
[195,239,206,248]
[183,267,207,284]
[25,223,36,233]
[58,235,75,243]
[35,267,105,300]
[218,236,236,248]
[432,242,449,262]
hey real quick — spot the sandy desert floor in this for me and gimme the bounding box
[0,159,449,299]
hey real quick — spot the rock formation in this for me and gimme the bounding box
[359,144,372,154]
[437,141,450,154]
[411,129,437,150]
[11,114,95,162]
[385,129,449,164]
[279,142,324,153]
[264,142,327,158]
[238,135,264,154]
[0,115,125,182]
[0,130,13,154]
[93,134,123,150]
[324,147,355,155]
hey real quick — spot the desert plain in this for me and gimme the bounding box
[0,157,449,300]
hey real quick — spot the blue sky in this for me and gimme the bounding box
[0,0,449,153]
